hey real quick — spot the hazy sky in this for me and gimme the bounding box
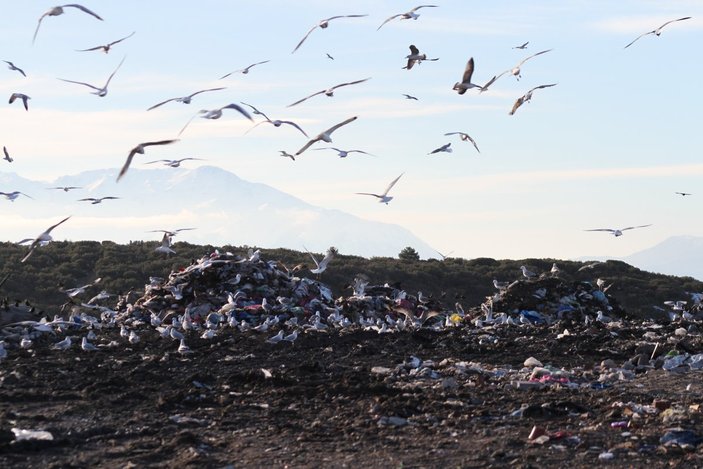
[1,1,702,260]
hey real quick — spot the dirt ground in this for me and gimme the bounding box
[2,319,703,469]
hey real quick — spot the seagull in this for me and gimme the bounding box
[624,17,692,49]
[377,5,438,30]
[326,53,334,60]
[435,250,454,260]
[493,279,510,290]
[509,83,557,115]
[283,330,298,342]
[147,87,227,111]
[76,31,135,53]
[20,216,71,263]
[52,336,72,351]
[219,60,270,79]
[77,196,120,204]
[246,118,309,137]
[155,232,175,255]
[147,227,195,238]
[295,116,358,156]
[452,58,485,94]
[287,77,371,107]
[266,330,284,344]
[58,56,125,97]
[117,139,179,182]
[292,14,369,53]
[177,339,192,354]
[482,49,553,91]
[279,151,296,161]
[444,132,480,153]
[402,94,419,100]
[403,45,438,70]
[240,102,270,120]
[3,146,13,163]
[520,265,537,279]
[675,192,692,196]
[584,224,652,237]
[178,103,253,136]
[9,93,30,110]
[578,261,603,272]
[428,143,452,155]
[0,191,33,202]
[33,4,103,44]
[48,186,82,192]
[305,246,336,275]
[513,41,529,49]
[550,263,561,276]
[145,157,204,168]
[4,61,26,77]
[313,147,374,158]
[81,337,98,351]
[356,173,404,204]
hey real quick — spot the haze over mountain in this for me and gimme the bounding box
[0,166,436,259]
[621,236,703,281]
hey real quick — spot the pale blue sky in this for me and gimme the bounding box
[1,1,702,260]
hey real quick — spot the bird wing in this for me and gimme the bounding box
[280,121,309,137]
[409,44,420,55]
[292,24,319,53]
[382,173,404,196]
[103,55,126,88]
[444,132,462,136]
[64,4,103,20]
[58,78,101,91]
[355,192,381,199]
[102,196,120,200]
[412,5,439,12]
[295,137,319,156]
[303,246,320,269]
[331,77,371,90]
[189,87,226,98]
[144,159,171,164]
[77,198,97,202]
[45,215,72,235]
[3,147,9,158]
[324,115,358,135]
[243,120,269,135]
[325,14,368,21]
[142,139,179,148]
[461,57,475,83]
[146,97,178,111]
[509,96,526,115]
[584,228,616,233]
[32,15,48,44]
[658,16,692,31]
[529,83,557,93]
[109,31,136,46]
[620,224,652,231]
[178,114,198,136]
[377,13,402,30]
[287,90,325,107]
[221,103,253,121]
[624,31,654,49]
[117,150,137,181]
[76,45,106,52]
[517,48,552,67]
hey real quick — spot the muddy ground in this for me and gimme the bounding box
[2,321,703,468]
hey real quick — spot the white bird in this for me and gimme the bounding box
[493,279,510,290]
[179,103,253,136]
[155,232,176,255]
[147,227,195,237]
[9,93,30,111]
[295,116,358,156]
[3,146,12,163]
[58,56,125,97]
[305,247,336,275]
[624,17,692,49]
[0,191,33,202]
[170,326,184,341]
[520,265,537,279]
[428,143,452,155]
[4,61,26,77]
[33,4,103,44]
[246,118,309,137]
[266,330,284,344]
[509,83,557,115]
[147,87,226,111]
[484,49,553,87]
[200,329,215,339]
[21,216,71,263]
[145,158,204,168]
[578,261,603,271]
[81,337,98,351]
[52,336,72,351]
[584,224,652,237]
[128,330,140,344]
[177,339,192,354]
[444,132,480,153]
[117,139,179,182]
[377,5,438,30]
[313,147,374,158]
[292,14,369,53]
[48,186,82,192]
[287,78,370,107]
[550,263,561,276]
[77,196,120,204]
[220,60,270,78]
[20,337,32,349]
[63,277,101,297]
[403,44,438,70]
[283,330,298,342]
[356,173,404,205]
[452,57,485,94]
[76,31,135,53]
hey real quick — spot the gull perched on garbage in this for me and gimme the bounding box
[117,139,179,182]
[21,216,71,263]
[33,4,103,44]
[77,196,120,204]
[313,147,374,158]
[305,246,336,275]
[520,265,537,279]
[220,60,270,79]
[246,117,309,137]
[444,132,480,153]
[9,93,30,110]
[356,173,403,204]
[403,45,438,70]
[0,191,33,202]
[147,87,226,111]
[295,116,358,156]
[452,57,485,94]
[178,103,253,136]
[58,56,125,97]
[584,224,652,237]
[428,143,452,155]
[624,17,692,49]
[76,31,135,53]
[292,14,368,53]
[146,157,204,168]
[509,83,557,115]
[3,147,13,163]
[377,5,438,30]
[4,61,26,77]
[287,78,370,107]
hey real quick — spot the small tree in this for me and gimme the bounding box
[398,246,420,262]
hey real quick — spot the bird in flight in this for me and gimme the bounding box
[3,146,13,163]
[20,216,71,263]
[9,93,30,111]
[509,83,557,115]
[452,57,486,94]
[220,60,270,79]
[624,17,692,49]
[444,132,480,153]
[403,45,438,70]
[58,56,126,97]
[428,143,452,155]
[4,61,26,77]
[675,191,692,196]
[33,4,103,44]
[295,116,358,156]
[402,94,418,100]
[584,224,652,237]
[147,87,226,111]
[356,173,404,204]
[287,78,371,107]
[313,147,375,158]
[77,196,120,204]
[305,246,336,275]
[377,5,438,30]
[178,103,253,136]
[147,227,195,238]
[146,157,204,168]
[578,261,603,271]
[280,150,296,161]
[246,117,308,137]
[76,31,135,53]
[0,191,33,202]
[117,139,179,182]
[482,49,553,90]
[154,232,175,255]
[48,186,82,192]
[292,14,368,53]
[513,41,529,49]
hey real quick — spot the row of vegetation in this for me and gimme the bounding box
[1,241,701,319]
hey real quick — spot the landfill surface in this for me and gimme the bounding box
[2,250,703,468]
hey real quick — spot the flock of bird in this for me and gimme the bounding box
[0,4,696,264]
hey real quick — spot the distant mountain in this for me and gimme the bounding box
[622,236,703,281]
[0,166,436,259]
